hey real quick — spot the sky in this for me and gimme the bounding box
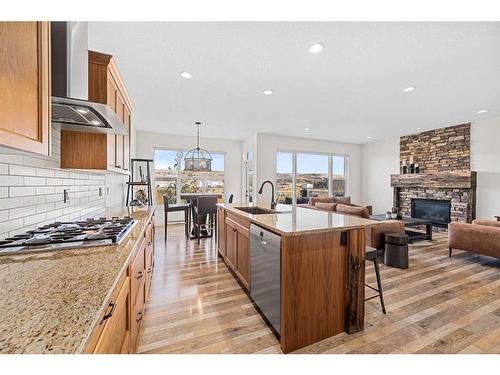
[277,152,345,175]
[154,150,224,171]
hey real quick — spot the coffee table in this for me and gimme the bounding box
[369,214,433,242]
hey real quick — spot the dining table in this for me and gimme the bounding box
[180,193,222,239]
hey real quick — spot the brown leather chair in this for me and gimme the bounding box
[448,220,500,258]
[366,220,406,250]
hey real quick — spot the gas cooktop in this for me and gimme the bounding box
[0,216,137,256]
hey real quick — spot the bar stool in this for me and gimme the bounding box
[228,194,234,203]
[193,196,218,244]
[365,246,387,314]
[163,195,190,241]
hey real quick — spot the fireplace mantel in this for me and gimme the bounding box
[391,171,477,189]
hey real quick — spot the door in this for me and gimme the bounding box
[236,228,250,289]
[225,219,237,269]
[0,22,50,155]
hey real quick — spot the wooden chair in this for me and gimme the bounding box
[163,195,190,242]
[365,246,387,314]
[193,196,218,244]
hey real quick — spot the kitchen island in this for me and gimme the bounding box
[0,206,155,354]
[216,203,382,353]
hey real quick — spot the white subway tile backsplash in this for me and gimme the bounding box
[9,164,36,176]
[0,126,112,237]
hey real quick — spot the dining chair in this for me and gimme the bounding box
[163,195,190,242]
[193,196,218,244]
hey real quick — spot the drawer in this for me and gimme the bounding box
[130,278,145,353]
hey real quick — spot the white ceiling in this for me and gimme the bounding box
[88,22,500,144]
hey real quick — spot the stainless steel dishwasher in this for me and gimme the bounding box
[250,223,281,335]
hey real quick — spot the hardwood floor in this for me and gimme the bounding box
[137,224,500,354]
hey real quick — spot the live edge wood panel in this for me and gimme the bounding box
[85,213,155,354]
[60,50,133,173]
[216,207,366,354]
[0,22,51,156]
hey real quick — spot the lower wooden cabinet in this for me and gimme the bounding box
[222,214,251,290]
[86,213,155,354]
[217,208,226,257]
[93,275,131,354]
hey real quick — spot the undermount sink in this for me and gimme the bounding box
[234,206,281,215]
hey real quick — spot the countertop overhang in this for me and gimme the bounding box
[217,203,382,236]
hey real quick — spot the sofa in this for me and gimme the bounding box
[307,196,373,218]
[448,220,500,259]
[305,196,403,250]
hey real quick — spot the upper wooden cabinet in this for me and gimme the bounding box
[0,22,51,155]
[60,50,133,173]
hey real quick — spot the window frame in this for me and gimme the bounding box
[153,147,226,205]
[276,149,349,205]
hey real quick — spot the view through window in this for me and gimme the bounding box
[276,151,347,204]
[154,149,225,205]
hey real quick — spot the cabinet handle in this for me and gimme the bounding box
[136,271,144,279]
[147,241,152,246]
[101,301,116,324]
[147,267,152,274]
[115,165,122,169]
[136,311,143,322]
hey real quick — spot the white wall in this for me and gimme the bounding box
[360,137,400,213]
[255,133,363,206]
[471,117,500,219]
[135,130,243,224]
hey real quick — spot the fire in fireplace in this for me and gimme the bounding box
[411,198,451,228]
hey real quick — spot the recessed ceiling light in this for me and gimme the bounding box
[263,89,273,95]
[180,71,192,79]
[308,43,325,54]
[304,127,311,131]
[477,109,489,114]
[416,127,421,130]
[403,86,416,92]
[90,120,101,126]
[367,136,372,140]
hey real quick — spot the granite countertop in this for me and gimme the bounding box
[217,203,382,236]
[0,206,155,354]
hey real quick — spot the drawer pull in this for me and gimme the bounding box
[136,311,143,322]
[147,241,152,246]
[136,271,144,279]
[147,267,152,274]
[101,302,116,324]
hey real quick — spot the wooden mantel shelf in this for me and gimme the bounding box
[391,171,477,189]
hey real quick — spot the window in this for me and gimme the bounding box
[276,152,293,204]
[154,149,225,205]
[275,151,348,205]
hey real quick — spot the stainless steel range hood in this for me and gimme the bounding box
[50,22,127,135]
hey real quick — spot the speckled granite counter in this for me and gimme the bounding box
[0,206,155,354]
[217,203,381,236]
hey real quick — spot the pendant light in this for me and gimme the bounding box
[183,122,212,172]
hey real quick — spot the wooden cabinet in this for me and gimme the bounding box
[60,50,133,173]
[93,274,131,354]
[224,214,251,290]
[85,212,155,354]
[0,22,51,155]
[217,207,226,257]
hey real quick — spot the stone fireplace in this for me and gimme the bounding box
[391,123,477,224]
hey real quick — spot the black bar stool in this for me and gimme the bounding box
[228,194,234,203]
[365,246,387,314]
[163,195,190,241]
[193,196,218,244]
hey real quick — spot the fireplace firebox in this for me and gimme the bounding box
[411,198,451,228]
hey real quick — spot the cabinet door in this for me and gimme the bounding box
[225,219,238,270]
[130,276,145,354]
[217,208,226,257]
[0,22,50,155]
[236,229,250,289]
[106,75,117,169]
[114,93,125,169]
[93,276,131,354]
[123,107,131,171]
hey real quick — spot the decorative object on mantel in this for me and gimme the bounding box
[401,160,408,174]
[415,163,420,173]
[183,121,213,172]
[409,156,415,174]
